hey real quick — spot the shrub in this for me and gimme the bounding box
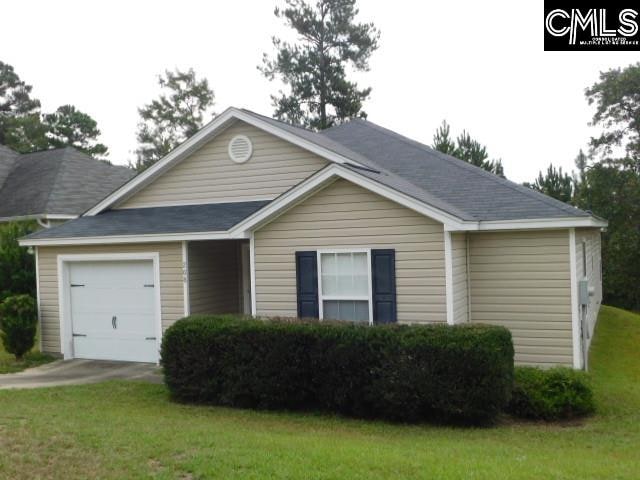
[0,294,38,360]
[0,221,37,302]
[161,316,514,424]
[507,366,595,420]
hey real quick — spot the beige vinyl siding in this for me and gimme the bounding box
[254,178,446,323]
[575,228,603,344]
[188,240,241,315]
[119,122,328,209]
[36,243,183,354]
[451,233,468,323]
[468,229,573,367]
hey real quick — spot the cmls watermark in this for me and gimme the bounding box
[544,4,640,51]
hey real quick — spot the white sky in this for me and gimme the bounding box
[2,1,638,183]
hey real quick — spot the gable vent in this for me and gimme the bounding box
[228,135,253,163]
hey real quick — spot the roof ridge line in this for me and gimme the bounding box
[42,150,69,214]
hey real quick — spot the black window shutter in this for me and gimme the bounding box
[371,249,397,324]
[295,251,319,318]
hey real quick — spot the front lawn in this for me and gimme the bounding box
[0,305,638,479]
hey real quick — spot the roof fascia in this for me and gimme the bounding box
[0,213,77,223]
[18,229,247,247]
[444,216,608,232]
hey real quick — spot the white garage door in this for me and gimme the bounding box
[69,260,158,363]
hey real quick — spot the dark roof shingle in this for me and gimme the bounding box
[0,147,134,219]
[25,201,270,239]
[320,119,589,221]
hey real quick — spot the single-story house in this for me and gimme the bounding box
[19,108,606,369]
[0,144,134,227]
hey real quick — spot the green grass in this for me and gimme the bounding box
[0,305,638,479]
[0,342,55,374]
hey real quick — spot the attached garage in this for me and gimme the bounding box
[56,253,163,363]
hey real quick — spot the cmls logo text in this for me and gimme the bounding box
[544,4,640,51]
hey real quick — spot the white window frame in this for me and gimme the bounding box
[316,248,374,325]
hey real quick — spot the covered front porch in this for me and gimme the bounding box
[184,239,252,318]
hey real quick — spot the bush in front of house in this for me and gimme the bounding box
[507,366,595,421]
[0,294,38,360]
[161,315,514,424]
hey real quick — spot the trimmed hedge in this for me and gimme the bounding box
[161,315,514,423]
[507,366,595,420]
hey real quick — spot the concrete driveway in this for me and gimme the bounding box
[0,359,163,390]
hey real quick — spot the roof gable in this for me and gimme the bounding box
[117,120,329,209]
[86,108,370,215]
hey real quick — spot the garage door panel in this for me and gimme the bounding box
[69,260,158,363]
[73,337,158,363]
[70,261,153,283]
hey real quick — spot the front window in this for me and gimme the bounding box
[318,250,372,324]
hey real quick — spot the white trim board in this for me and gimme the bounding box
[182,241,190,317]
[35,246,43,352]
[470,216,608,231]
[569,228,582,369]
[443,231,454,325]
[85,107,368,216]
[20,230,248,247]
[249,231,257,316]
[0,213,76,223]
[56,252,163,363]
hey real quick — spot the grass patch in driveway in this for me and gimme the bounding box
[0,306,638,479]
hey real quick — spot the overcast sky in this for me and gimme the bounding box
[2,1,638,183]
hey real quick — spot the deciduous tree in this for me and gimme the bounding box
[586,62,640,170]
[135,68,215,171]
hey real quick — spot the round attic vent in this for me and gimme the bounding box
[228,135,253,163]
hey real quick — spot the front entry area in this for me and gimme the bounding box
[66,259,159,363]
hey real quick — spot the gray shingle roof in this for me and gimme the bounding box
[0,147,135,219]
[238,110,589,221]
[320,119,590,221]
[0,145,19,193]
[25,201,270,239]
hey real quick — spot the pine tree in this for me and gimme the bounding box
[525,164,573,203]
[431,121,456,155]
[0,61,43,151]
[43,105,108,157]
[431,120,505,177]
[260,0,380,130]
[135,68,215,171]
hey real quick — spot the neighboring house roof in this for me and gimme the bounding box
[0,146,134,220]
[25,201,269,240]
[0,145,19,191]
